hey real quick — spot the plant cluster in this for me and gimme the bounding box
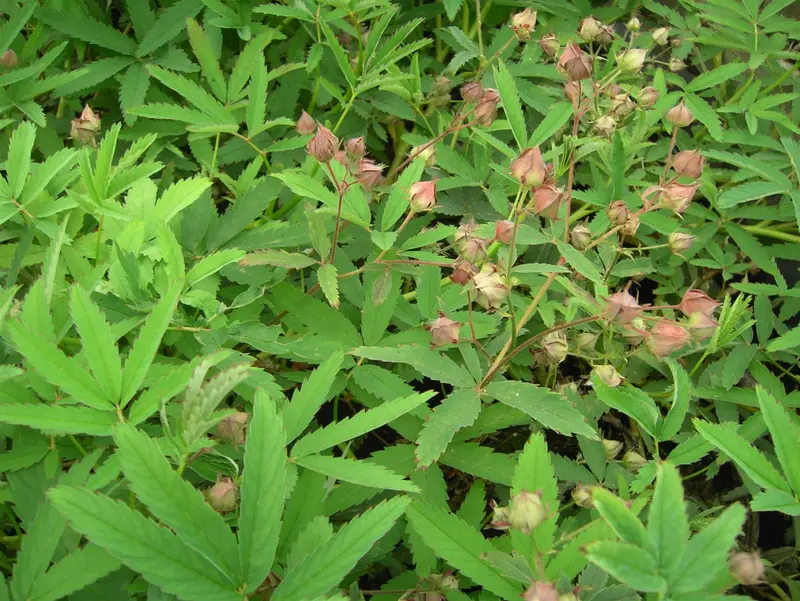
[0,0,799,600]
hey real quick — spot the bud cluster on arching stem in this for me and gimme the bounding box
[474,88,501,126]
[558,42,593,82]
[492,490,547,534]
[425,312,461,347]
[70,105,102,146]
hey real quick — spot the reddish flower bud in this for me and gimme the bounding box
[214,411,249,444]
[70,105,102,145]
[409,180,438,212]
[473,263,508,310]
[306,124,339,162]
[578,17,603,41]
[523,581,559,601]
[458,236,489,263]
[621,214,640,237]
[661,182,698,213]
[0,49,18,69]
[539,33,560,58]
[606,200,629,226]
[204,476,238,513]
[679,289,719,316]
[511,8,537,42]
[563,81,581,103]
[296,109,316,135]
[461,81,484,103]
[474,88,500,126]
[356,158,383,189]
[558,42,593,81]
[687,312,718,341]
[730,552,765,586]
[495,220,515,244]
[617,49,647,73]
[622,318,647,346]
[610,94,636,119]
[668,231,695,255]
[510,146,547,187]
[605,290,642,324]
[570,223,592,250]
[647,320,690,357]
[533,184,564,219]
[638,86,659,108]
[345,136,366,159]
[596,25,614,44]
[673,150,704,179]
[666,100,694,128]
[425,312,461,347]
[450,260,478,285]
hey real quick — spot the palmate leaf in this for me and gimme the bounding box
[757,387,800,497]
[294,455,419,492]
[352,345,475,388]
[186,18,226,103]
[238,390,287,592]
[120,285,183,405]
[7,121,36,200]
[592,488,655,555]
[185,249,246,288]
[69,286,123,403]
[10,501,68,601]
[28,544,122,601]
[52,57,134,97]
[272,497,410,601]
[486,381,598,439]
[512,432,559,554]
[0,0,36,54]
[155,176,212,223]
[292,391,433,457]
[38,9,137,55]
[147,65,235,125]
[693,418,791,493]
[48,488,239,601]
[0,403,117,436]
[113,424,241,586]
[415,389,481,468]
[648,463,689,576]
[586,541,666,593]
[405,500,522,600]
[136,0,203,57]
[493,61,526,149]
[119,62,152,125]
[283,352,345,443]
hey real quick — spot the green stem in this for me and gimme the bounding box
[742,225,800,243]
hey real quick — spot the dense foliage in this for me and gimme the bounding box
[1,0,799,600]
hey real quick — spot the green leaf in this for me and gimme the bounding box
[28,545,122,601]
[136,0,203,57]
[39,9,137,55]
[186,250,246,288]
[48,487,239,601]
[283,352,345,443]
[693,418,791,492]
[444,0,463,20]
[593,488,655,554]
[648,462,689,575]
[512,432,559,553]
[757,387,800,497]
[293,455,419,492]
[7,121,36,200]
[381,158,425,231]
[239,389,287,592]
[0,0,36,54]
[659,358,691,441]
[529,102,573,147]
[586,541,666,593]
[405,500,522,599]
[7,320,111,410]
[70,286,123,403]
[750,490,800,515]
[240,249,317,269]
[186,18,226,102]
[156,176,212,223]
[487,381,598,439]
[592,376,659,437]
[113,424,241,586]
[317,264,339,309]
[684,94,723,141]
[704,149,793,191]
[686,64,749,92]
[556,240,604,285]
[494,61,526,149]
[671,504,746,595]
[767,325,800,352]
[121,285,182,405]
[352,345,475,388]
[11,501,68,601]
[293,392,433,457]
[717,181,787,209]
[0,404,117,435]
[272,497,410,601]
[320,19,356,89]
[415,389,481,468]
[245,56,269,137]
